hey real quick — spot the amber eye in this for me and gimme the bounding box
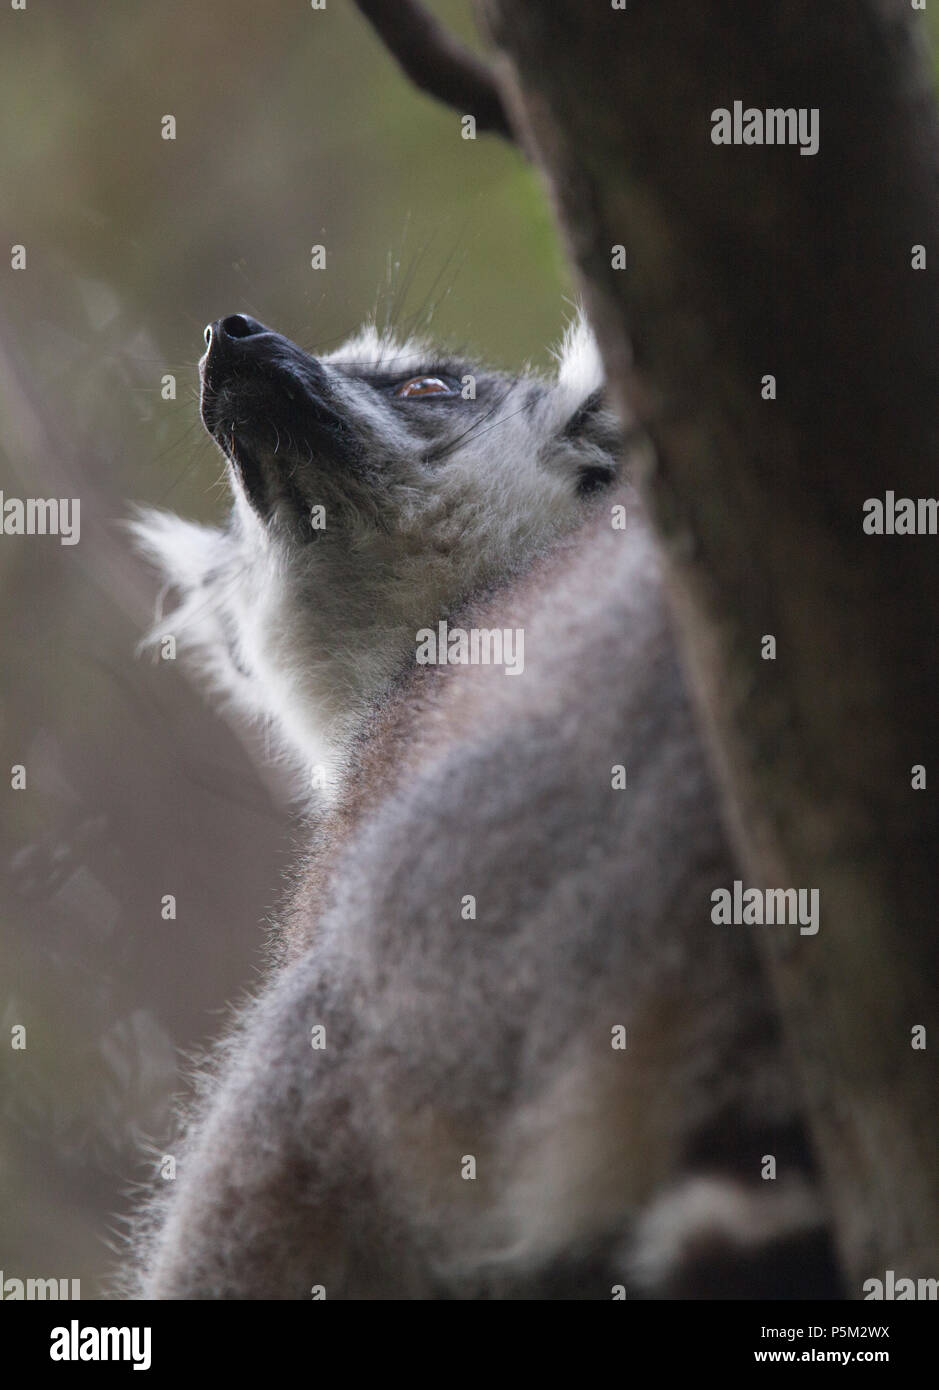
[393,375,454,398]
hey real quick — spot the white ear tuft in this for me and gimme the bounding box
[554,310,605,403]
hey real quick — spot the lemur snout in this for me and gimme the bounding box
[198,317,361,524]
[202,313,277,365]
[218,313,267,340]
[200,314,306,434]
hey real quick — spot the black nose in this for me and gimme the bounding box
[204,314,269,348]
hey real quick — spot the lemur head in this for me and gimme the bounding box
[133,313,623,791]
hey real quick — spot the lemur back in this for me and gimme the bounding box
[131,315,840,1298]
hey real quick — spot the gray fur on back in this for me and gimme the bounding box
[134,493,836,1299]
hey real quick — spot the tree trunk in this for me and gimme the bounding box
[482,0,939,1291]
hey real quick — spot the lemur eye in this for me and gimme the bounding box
[393,375,454,398]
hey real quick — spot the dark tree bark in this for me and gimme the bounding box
[478,0,939,1290]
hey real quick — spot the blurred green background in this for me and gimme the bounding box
[0,0,569,1298]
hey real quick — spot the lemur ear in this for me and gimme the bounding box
[548,314,623,493]
[554,312,606,412]
[552,313,622,448]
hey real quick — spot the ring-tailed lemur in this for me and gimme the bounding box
[129,313,841,1298]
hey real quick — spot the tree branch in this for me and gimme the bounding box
[353,0,514,139]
